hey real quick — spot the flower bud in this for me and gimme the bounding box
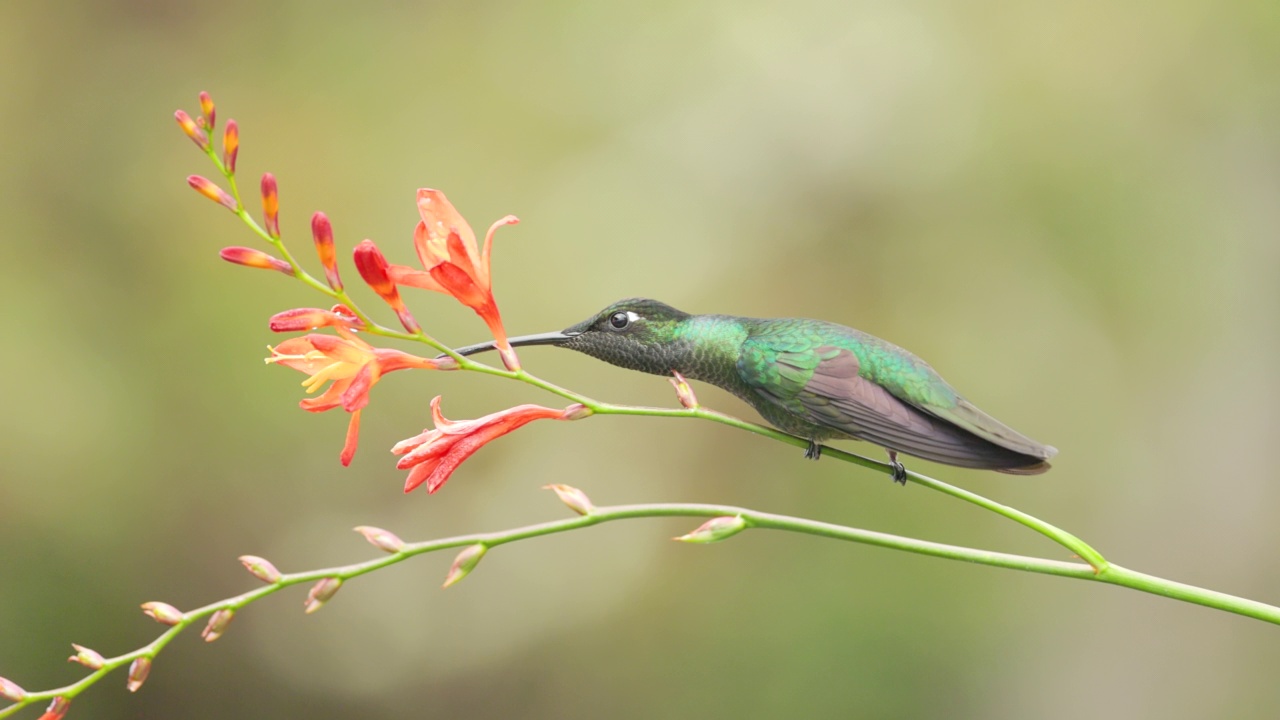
[543,484,595,516]
[561,403,593,421]
[198,91,216,130]
[443,544,487,588]
[353,239,420,333]
[311,212,343,291]
[223,119,239,174]
[201,609,235,643]
[261,173,280,238]
[669,370,699,409]
[140,601,184,625]
[268,306,362,332]
[674,515,748,544]
[0,675,25,702]
[68,643,105,670]
[220,246,293,275]
[42,696,70,720]
[304,577,343,614]
[354,525,405,553]
[238,555,283,584]
[126,657,152,693]
[174,110,209,151]
[187,175,237,211]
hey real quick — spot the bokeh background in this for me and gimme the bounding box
[3,1,1279,718]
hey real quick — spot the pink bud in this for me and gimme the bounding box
[669,371,699,409]
[239,555,283,583]
[443,544,487,588]
[261,173,280,238]
[42,696,70,720]
[311,212,343,291]
[304,577,343,614]
[68,644,105,670]
[198,91,216,130]
[201,609,235,643]
[220,246,293,275]
[561,404,593,421]
[126,657,152,693]
[187,175,237,212]
[543,484,595,515]
[223,119,239,174]
[354,525,406,553]
[140,601,184,625]
[674,515,748,544]
[0,675,26,702]
[174,110,209,151]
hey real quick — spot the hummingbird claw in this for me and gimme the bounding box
[804,441,823,461]
[887,450,907,485]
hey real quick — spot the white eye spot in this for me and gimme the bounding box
[626,311,640,323]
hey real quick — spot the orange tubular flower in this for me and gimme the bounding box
[393,396,588,494]
[386,189,521,369]
[267,329,443,465]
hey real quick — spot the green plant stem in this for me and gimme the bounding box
[5,498,1274,718]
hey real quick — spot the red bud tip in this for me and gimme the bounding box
[220,246,293,275]
[443,544,488,588]
[187,175,237,211]
[0,676,26,702]
[140,601,184,625]
[41,696,70,720]
[675,515,748,544]
[669,370,699,409]
[68,644,106,670]
[126,657,152,693]
[543,484,595,515]
[238,555,283,583]
[354,525,406,553]
[261,173,280,237]
[304,577,343,614]
[198,91,216,130]
[223,119,239,174]
[352,240,420,333]
[311,212,343,290]
[202,609,236,643]
[174,110,210,151]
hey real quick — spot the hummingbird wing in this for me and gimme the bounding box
[737,337,1052,472]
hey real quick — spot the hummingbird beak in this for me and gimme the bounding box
[447,330,581,358]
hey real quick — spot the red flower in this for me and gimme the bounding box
[267,327,444,465]
[393,396,587,494]
[386,189,521,369]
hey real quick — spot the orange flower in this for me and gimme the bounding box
[393,396,588,494]
[267,327,444,465]
[386,189,521,369]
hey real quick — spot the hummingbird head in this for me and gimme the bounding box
[450,298,695,375]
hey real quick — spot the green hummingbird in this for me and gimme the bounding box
[451,298,1057,481]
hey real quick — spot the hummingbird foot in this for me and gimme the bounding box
[804,441,823,461]
[887,451,907,485]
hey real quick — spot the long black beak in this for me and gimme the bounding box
[447,330,580,358]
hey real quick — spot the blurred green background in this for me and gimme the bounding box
[3,1,1279,718]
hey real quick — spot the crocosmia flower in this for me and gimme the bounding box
[386,189,520,369]
[267,328,443,465]
[393,396,587,494]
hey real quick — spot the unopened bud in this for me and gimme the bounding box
[174,110,209,151]
[238,555,282,584]
[68,643,105,670]
[352,239,420,333]
[675,515,748,544]
[220,246,293,275]
[187,175,237,211]
[0,675,26,702]
[42,696,70,720]
[140,601,184,625]
[223,119,239,174]
[443,544,487,588]
[261,173,280,238]
[561,403,593,421]
[198,91,216,130]
[354,525,405,553]
[126,657,152,693]
[311,212,343,291]
[201,609,235,643]
[543,484,595,515]
[669,370,699,409]
[304,577,343,614]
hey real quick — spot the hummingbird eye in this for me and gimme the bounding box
[608,311,631,330]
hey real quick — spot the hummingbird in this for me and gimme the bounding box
[450,298,1057,482]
